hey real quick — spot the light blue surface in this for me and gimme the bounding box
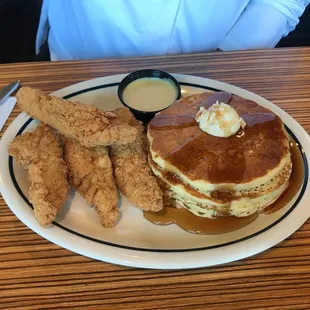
[36,0,309,60]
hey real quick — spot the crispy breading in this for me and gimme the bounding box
[63,137,119,227]
[8,123,69,226]
[16,87,138,147]
[110,109,163,212]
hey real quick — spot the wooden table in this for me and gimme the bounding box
[1,47,310,310]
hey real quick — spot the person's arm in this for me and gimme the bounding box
[36,0,49,55]
[219,0,309,51]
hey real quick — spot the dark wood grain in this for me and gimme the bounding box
[1,47,310,310]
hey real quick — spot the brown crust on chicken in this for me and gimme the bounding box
[8,123,69,226]
[63,137,119,227]
[16,87,138,147]
[110,109,163,212]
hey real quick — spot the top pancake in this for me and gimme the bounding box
[147,91,290,192]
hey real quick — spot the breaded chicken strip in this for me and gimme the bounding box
[16,87,138,147]
[8,123,69,226]
[63,137,119,227]
[110,108,163,212]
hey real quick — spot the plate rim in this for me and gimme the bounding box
[1,73,310,269]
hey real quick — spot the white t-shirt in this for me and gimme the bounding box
[36,0,309,60]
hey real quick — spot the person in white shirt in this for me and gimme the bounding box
[36,0,309,61]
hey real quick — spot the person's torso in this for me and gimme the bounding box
[37,0,250,60]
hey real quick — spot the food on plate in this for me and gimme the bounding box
[63,137,119,228]
[16,87,138,147]
[8,81,297,234]
[148,91,292,219]
[8,123,69,226]
[110,108,163,212]
[195,101,246,138]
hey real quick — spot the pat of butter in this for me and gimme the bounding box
[195,102,246,138]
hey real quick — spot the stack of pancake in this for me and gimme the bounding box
[147,91,292,218]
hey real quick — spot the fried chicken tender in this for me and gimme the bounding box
[63,137,119,227]
[8,123,69,226]
[16,87,138,147]
[110,108,163,212]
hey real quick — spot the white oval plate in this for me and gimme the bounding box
[0,74,309,269]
